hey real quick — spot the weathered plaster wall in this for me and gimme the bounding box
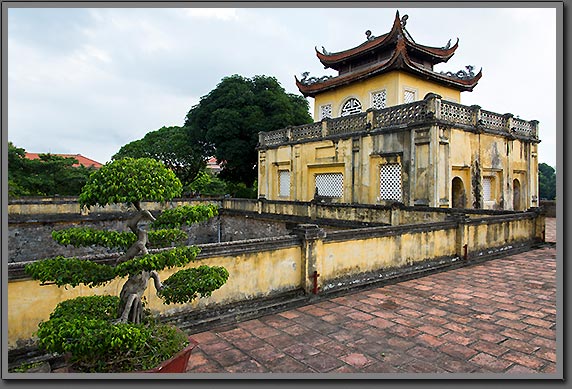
[7,210,543,349]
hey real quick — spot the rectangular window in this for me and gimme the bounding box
[380,163,402,201]
[371,90,387,110]
[319,104,332,120]
[482,176,493,201]
[404,89,416,104]
[315,173,343,198]
[278,170,290,197]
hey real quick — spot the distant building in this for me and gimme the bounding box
[258,11,539,211]
[25,153,103,169]
[206,156,222,174]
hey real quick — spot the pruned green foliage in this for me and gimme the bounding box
[112,126,205,191]
[185,74,312,186]
[24,257,116,288]
[151,203,219,229]
[114,246,201,277]
[158,265,229,305]
[79,157,182,208]
[52,227,187,249]
[35,296,189,373]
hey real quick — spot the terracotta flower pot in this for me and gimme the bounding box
[141,337,198,373]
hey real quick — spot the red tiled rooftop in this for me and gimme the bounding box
[24,152,103,169]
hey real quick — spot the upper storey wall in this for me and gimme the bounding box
[312,70,461,121]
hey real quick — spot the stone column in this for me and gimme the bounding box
[293,224,326,295]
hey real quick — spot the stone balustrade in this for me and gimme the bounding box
[258,94,539,148]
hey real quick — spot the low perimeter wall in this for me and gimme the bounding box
[6,209,544,349]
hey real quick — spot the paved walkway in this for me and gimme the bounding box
[186,219,557,375]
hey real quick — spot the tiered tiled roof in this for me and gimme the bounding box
[296,11,481,97]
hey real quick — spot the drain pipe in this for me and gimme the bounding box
[463,244,468,260]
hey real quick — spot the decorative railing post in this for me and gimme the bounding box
[293,224,326,295]
[531,120,540,139]
[366,109,375,132]
[424,92,442,120]
[321,118,329,138]
[470,105,481,127]
[503,113,514,135]
[258,131,266,147]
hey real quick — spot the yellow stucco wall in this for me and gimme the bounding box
[8,213,541,349]
[313,70,461,120]
[7,246,302,349]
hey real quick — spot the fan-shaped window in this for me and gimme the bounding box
[340,98,362,117]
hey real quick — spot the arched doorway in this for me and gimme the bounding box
[513,179,522,211]
[451,177,466,208]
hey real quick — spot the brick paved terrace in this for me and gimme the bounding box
[185,218,558,375]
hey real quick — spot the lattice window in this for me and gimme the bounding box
[340,98,362,117]
[379,164,402,201]
[319,104,332,120]
[315,173,343,198]
[278,170,290,197]
[403,89,416,104]
[371,90,387,110]
[482,176,493,201]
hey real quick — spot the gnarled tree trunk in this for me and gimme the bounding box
[116,206,163,324]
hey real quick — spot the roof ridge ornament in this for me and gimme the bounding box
[440,65,477,80]
[365,30,376,41]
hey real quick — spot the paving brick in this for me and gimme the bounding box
[365,317,395,329]
[247,325,282,339]
[406,345,442,361]
[472,340,509,357]
[190,331,220,344]
[523,325,556,339]
[218,327,252,342]
[301,353,345,372]
[501,339,541,354]
[386,323,421,338]
[502,351,546,370]
[469,352,513,372]
[415,333,446,348]
[278,310,301,320]
[264,333,297,349]
[417,324,448,337]
[534,348,557,363]
[283,342,321,360]
[439,343,478,360]
[281,323,312,336]
[225,359,267,373]
[340,353,375,369]
[247,344,285,363]
[210,348,250,367]
[440,332,475,346]
[263,355,314,373]
[436,357,479,373]
[522,316,554,328]
[231,335,268,351]
[198,340,233,355]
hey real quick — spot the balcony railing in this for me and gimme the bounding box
[259,94,539,148]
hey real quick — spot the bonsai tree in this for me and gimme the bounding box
[24,158,229,372]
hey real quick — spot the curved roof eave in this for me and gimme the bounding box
[296,48,481,97]
[315,11,459,69]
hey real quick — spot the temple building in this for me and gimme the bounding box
[257,11,539,210]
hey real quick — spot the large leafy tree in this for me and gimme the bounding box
[538,162,556,200]
[8,142,94,198]
[184,75,313,186]
[112,126,205,190]
[24,158,229,372]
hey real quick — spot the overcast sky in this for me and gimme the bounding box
[7,6,559,168]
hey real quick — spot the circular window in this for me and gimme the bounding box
[340,98,362,117]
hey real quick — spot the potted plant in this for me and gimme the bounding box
[23,157,229,373]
